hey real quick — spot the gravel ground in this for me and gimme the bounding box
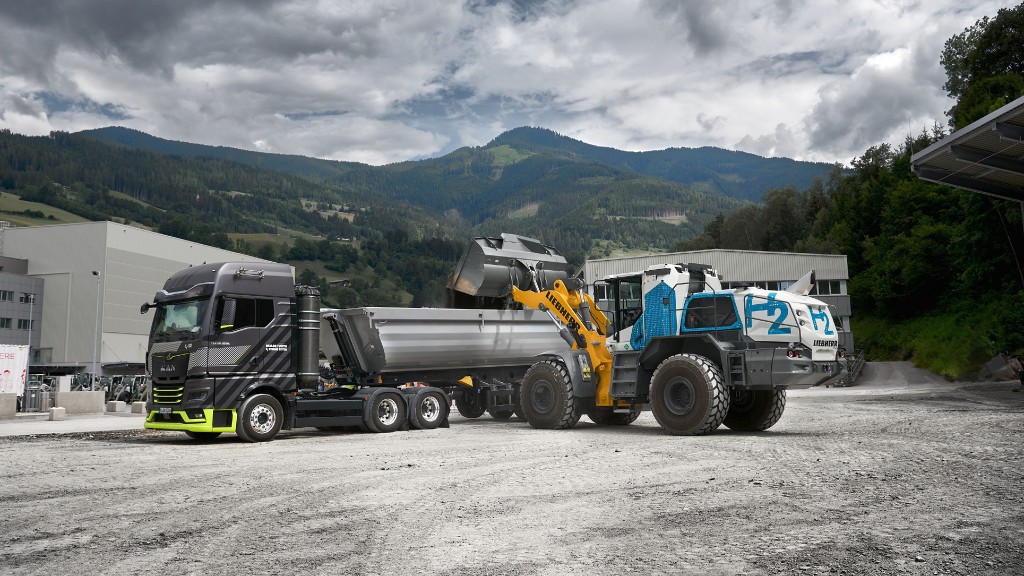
[1,363,1022,576]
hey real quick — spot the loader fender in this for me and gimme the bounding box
[536,349,596,397]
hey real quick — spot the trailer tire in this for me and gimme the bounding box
[455,391,486,419]
[487,407,515,420]
[520,360,579,429]
[649,354,729,435]
[512,386,526,419]
[412,391,447,430]
[587,405,641,426]
[723,388,786,431]
[367,392,406,433]
[184,431,222,441]
[236,393,283,442]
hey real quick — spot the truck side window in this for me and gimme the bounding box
[217,297,275,331]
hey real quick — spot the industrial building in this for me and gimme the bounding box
[582,249,854,351]
[0,221,269,376]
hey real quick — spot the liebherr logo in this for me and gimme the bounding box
[545,292,574,324]
[814,340,838,347]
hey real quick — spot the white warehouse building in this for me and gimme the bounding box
[0,221,269,376]
[582,249,855,351]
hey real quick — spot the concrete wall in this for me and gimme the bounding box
[56,391,105,415]
[0,392,15,419]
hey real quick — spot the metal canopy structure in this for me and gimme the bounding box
[911,95,1024,203]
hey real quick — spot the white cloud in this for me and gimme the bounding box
[0,0,1013,165]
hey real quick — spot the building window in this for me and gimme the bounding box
[0,318,10,329]
[17,319,34,330]
[19,293,35,304]
[811,280,843,296]
[0,290,12,302]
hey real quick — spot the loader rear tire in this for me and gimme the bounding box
[520,360,579,429]
[649,354,729,435]
[587,405,641,426]
[723,388,786,431]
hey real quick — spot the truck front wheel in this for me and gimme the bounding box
[520,360,579,429]
[236,393,283,442]
[723,389,786,431]
[649,354,729,435]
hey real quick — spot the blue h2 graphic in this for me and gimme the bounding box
[808,306,835,336]
[745,293,792,335]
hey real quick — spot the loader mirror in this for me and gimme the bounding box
[217,297,237,332]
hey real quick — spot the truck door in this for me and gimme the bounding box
[207,295,276,376]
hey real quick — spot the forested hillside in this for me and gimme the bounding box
[678,4,1024,378]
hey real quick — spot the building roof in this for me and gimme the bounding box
[583,249,848,283]
[910,95,1024,202]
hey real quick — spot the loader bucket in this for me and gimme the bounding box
[446,233,569,308]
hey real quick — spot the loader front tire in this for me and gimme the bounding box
[723,388,786,431]
[520,360,579,429]
[649,354,729,435]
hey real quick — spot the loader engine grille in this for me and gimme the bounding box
[151,384,184,405]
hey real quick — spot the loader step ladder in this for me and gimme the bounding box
[727,352,745,386]
[610,350,641,398]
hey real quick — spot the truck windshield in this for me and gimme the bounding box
[151,298,208,338]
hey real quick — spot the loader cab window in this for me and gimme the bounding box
[599,275,643,339]
[215,296,275,332]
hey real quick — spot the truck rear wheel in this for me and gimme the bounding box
[723,389,786,431]
[520,360,579,429]
[236,393,283,442]
[412,391,447,430]
[367,392,406,433]
[649,354,729,435]
[587,405,641,426]
[455,391,486,418]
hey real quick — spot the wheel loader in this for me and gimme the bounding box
[447,234,844,435]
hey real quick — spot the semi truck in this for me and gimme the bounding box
[141,234,570,441]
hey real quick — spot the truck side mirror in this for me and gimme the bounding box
[140,302,152,314]
[218,298,237,332]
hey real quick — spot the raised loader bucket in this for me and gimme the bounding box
[446,233,569,308]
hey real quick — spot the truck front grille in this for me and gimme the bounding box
[151,384,184,404]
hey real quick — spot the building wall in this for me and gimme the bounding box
[583,249,856,351]
[1,221,271,374]
[0,272,43,355]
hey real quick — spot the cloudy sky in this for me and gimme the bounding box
[0,0,1015,165]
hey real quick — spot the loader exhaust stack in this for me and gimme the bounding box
[445,233,570,309]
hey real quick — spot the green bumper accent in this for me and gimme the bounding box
[144,408,237,433]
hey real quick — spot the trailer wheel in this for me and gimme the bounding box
[455,391,486,418]
[520,360,579,429]
[367,392,406,433]
[723,388,786,431]
[412,392,447,430]
[649,354,729,435]
[512,386,525,420]
[236,393,283,442]
[587,405,641,426]
[184,431,222,441]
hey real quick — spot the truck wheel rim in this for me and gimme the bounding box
[249,404,275,434]
[420,396,441,422]
[378,398,399,426]
[531,381,554,413]
[664,376,695,415]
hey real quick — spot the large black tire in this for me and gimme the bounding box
[236,393,283,442]
[487,406,515,420]
[512,386,526,420]
[723,388,786,431]
[520,360,579,429]
[455,390,486,418]
[412,391,447,430]
[649,354,730,435]
[184,431,222,441]
[366,392,406,433]
[587,405,641,426]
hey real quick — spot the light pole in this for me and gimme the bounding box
[91,270,101,383]
[25,291,33,391]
